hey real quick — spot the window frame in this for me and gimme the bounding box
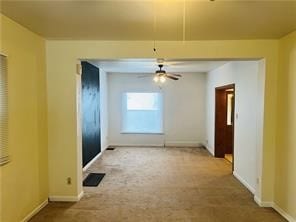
[121,91,164,134]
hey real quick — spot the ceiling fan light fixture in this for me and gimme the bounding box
[160,76,166,83]
[151,64,182,84]
[153,75,160,83]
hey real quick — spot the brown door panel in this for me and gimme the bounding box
[215,85,235,161]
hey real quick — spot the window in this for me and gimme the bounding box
[122,92,163,133]
[0,55,9,166]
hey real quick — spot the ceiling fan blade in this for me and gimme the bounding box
[167,73,182,77]
[166,75,179,80]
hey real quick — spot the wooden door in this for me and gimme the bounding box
[215,89,227,158]
[214,84,235,160]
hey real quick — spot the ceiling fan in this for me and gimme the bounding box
[153,64,182,83]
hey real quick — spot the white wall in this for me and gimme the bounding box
[108,72,206,147]
[100,69,109,151]
[206,61,260,193]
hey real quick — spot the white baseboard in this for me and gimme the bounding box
[78,191,84,200]
[109,144,164,147]
[164,141,203,147]
[49,191,84,202]
[254,195,273,207]
[109,142,205,148]
[233,171,255,194]
[254,196,296,222]
[273,203,296,222]
[83,145,110,172]
[83,152,103,172]
[203,144,214,156]
[21,199,48,222]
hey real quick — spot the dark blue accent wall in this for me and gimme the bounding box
[81,62,101,167]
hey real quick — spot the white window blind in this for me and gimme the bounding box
[122,92,163,134]
[0,55,9,165]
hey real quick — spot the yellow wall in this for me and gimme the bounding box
[0,14,48,222]
[46,40,279,202]
[275,31,296,219]
[0,9,295,221]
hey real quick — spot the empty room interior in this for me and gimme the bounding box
[0,1,296,222]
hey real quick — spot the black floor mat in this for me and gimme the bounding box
[83,173,105,187]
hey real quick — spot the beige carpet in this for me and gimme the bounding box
[30,147,285,222]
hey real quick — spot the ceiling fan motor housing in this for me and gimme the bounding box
[154,64,181,81]
[156,64,166,74]
[156,70,166,74]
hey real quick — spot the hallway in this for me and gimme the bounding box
[31,147,285,222]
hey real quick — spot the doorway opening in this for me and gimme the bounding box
[215,84,235,170]
[75,58,265,201]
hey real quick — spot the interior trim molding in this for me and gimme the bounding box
[254,196,296,222]
[21,199,48,222]
[49,191,84,202]
[109,143,205,148]
[233,171,255,194]
[78,191,84,200]
[203,143,214,156]
[273,203,296,222]
[254,195,273,207]
[109,144,164,147]
[164,141,203,147]
[83,150,104,172]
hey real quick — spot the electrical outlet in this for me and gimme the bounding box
[67,177,72,185]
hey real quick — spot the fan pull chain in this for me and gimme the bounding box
[183,0,186,43]
[153,0,157,54]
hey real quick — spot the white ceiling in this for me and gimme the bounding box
[1,0,295,40]
[87,59,228,73]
